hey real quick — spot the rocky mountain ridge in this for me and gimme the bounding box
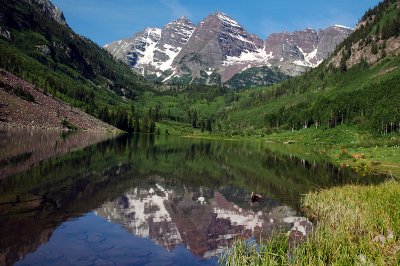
[105,12,353,86]
[24,0,67,26]
[328,0,400,70]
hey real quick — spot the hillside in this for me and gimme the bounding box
[0,69,117,131]
[125,0,400,150]
[0,0,156,131]
[208,0,400,135]
[1,0,398,137]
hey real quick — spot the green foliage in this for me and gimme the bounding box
[0,0,157,131]
[223,180,400,265]
[60,118,78,131]
[371,41,379,54]
[1,0,399,139]
[219,235,289,265]
[200,53,400,136]
[225,66,289,89]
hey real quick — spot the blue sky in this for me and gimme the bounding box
[51,0,381,46]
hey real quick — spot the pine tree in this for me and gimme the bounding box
[192,110,198,128]
[149,120,156,134]
[134,114,140,132]
[141,114,149,133]
[206,118,212,132]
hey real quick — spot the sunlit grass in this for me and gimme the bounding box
[220,180,400,265]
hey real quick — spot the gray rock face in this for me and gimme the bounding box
[105,17,195,79]
[265,25,353,75]
[105,28,162,74]
[173,12,264,80]
[25,0,67,26]
[36,44,51,56]
[105,12,352,85]
[158,17,195,50]
[153,17,195,76]
[317,26,354,59]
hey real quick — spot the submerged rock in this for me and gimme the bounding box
[283,216,313,246]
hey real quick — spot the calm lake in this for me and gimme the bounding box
[0,129,386,266]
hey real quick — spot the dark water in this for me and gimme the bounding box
[0,129,386,266]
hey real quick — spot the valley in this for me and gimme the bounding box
[0,0,400,265]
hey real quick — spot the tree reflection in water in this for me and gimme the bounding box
[0,131,387,265]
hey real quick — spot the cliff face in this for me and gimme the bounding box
[25,0,67,26]
[264,26,353,75]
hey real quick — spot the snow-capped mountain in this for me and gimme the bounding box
[105,27,162,73]
[265,25,354,75]
[105,12,352,86]
[105,17,195,80]
[172,12,272,83]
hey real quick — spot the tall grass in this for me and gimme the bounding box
[220,180,400,265]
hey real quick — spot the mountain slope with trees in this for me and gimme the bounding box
[210,0,400,136]
[124,0,400,139]
[0,0,157,131]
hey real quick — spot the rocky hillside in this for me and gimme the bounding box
[0,0,156,131]
[0,69,118,131]
[328,0,400,70]
[106,12,352,86]
[25,0,67,25]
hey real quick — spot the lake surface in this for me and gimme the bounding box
[0,129,386,265]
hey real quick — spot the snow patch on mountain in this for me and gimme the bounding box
[334,24,354,30]
[139,28,161,65]
[224,49,273,66]
[217,12,241,28]
[105,12,353,84]
[156,45,182,71]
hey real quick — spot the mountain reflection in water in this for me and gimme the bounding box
[0,131,386,265]
[96,180,296,259]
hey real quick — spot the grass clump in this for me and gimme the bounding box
[220,180,400,265]
[301,179,400,265]
[219,235,290,266]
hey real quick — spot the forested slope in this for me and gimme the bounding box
[0,0,155,130]
[212,0,400,135]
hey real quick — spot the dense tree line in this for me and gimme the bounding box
[98,105,160,134]
[265,76,400,134]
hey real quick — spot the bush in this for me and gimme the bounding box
[61,118,78,130]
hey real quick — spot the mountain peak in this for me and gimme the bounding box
[178,16,189,21]
[25,0,67,26]
[171,16,193,26]
[144,27,162,36]
[106,11,353,85]
[214,12,241,27]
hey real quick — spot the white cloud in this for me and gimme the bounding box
[159,0,191,19]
